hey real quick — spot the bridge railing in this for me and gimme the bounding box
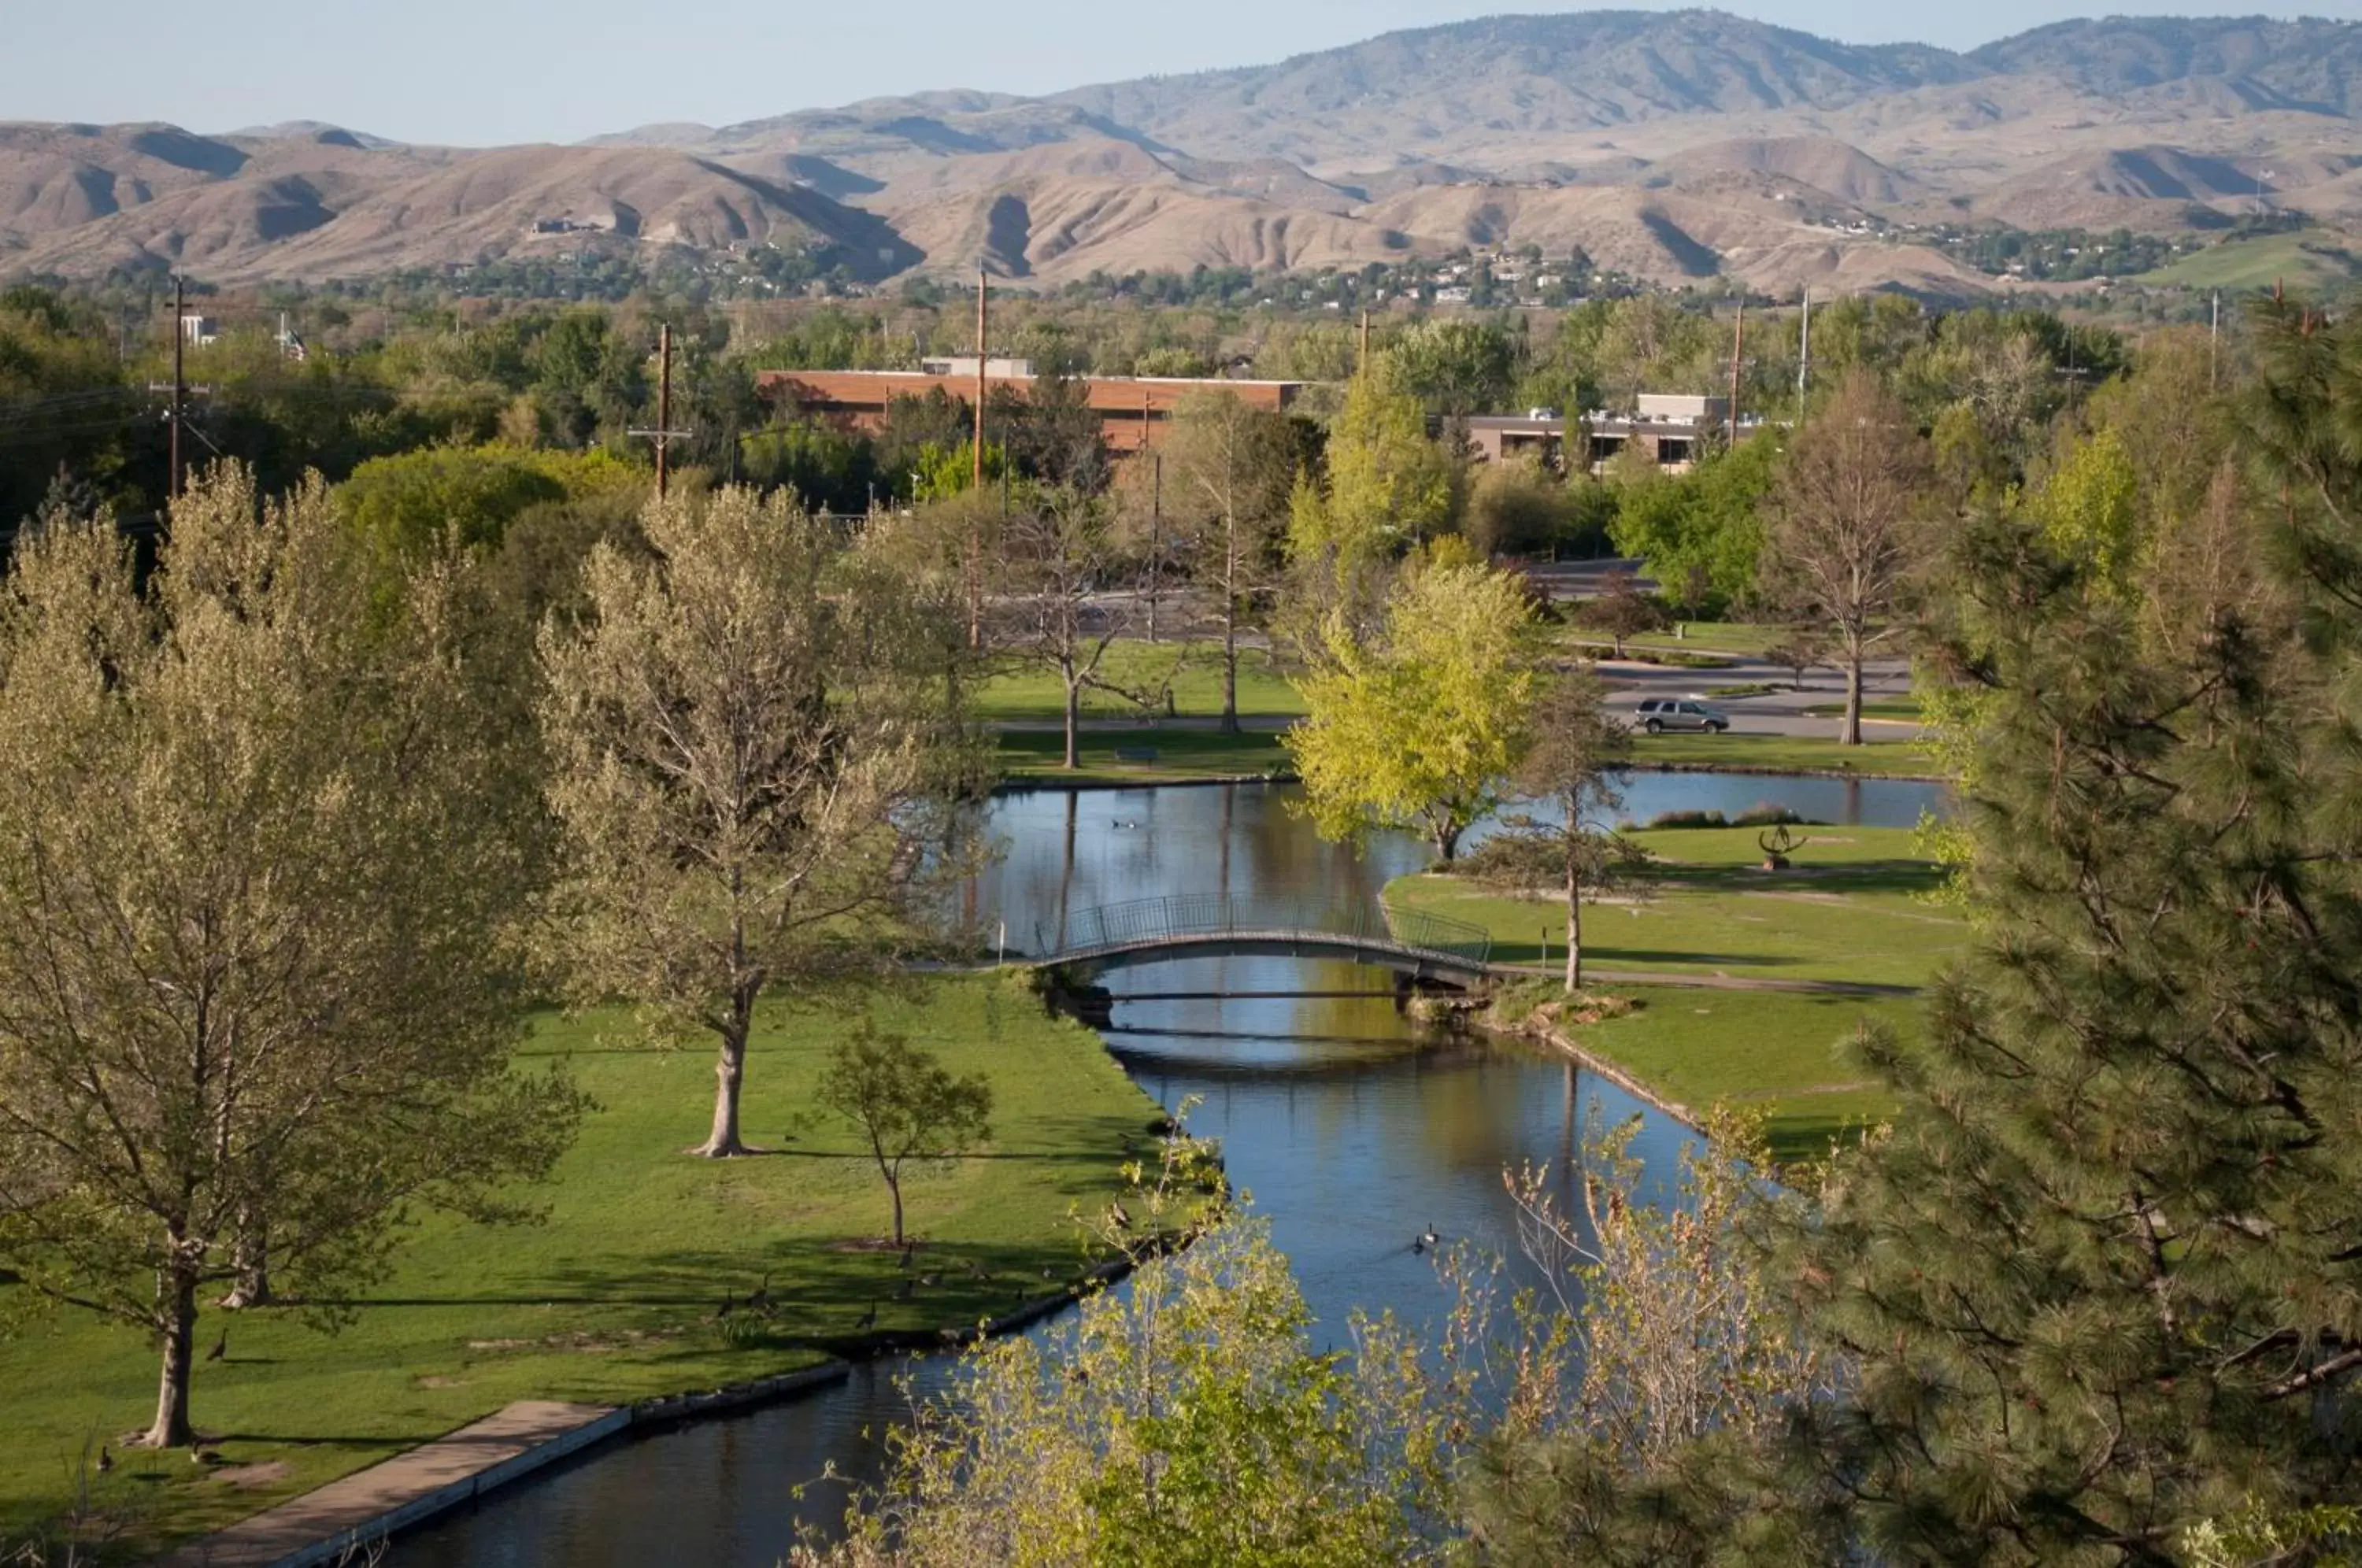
[1036,893,1492,968]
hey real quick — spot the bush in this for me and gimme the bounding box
[1731,804,1812,828]
[1643,809,1727,830]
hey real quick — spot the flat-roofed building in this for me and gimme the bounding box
[1457,396,1754,477]
[756,368,1308,454]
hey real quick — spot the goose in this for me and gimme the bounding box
[95,1446,113,1475]
[747,1272,773,1312]
[205,1329,227,1363]
[1420,1223,1442,1248]
[853,1301,878,1331]
[1110,1200,1133,1230]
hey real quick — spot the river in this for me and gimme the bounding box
[392,771,1944,1568]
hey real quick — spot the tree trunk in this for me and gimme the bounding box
[1063,673,1083,770]
[146,1253,198,1448]
[1841,651,1865,747]
[1220,519,1241,735]
[887,1173,905,1247]
[1435,823,1463,863]
[698,1018,750,1158]
[220,1226,272,1309]
[1564,864,1583,993]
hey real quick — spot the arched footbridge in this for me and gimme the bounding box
[1027,893,1494,984]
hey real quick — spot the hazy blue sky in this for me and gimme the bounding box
[5,0,2356,146]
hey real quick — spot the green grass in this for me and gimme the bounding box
[1631,730,1942,778]
[1620,622,1789,657]
[0,975,1162,1557]
[997,727,1294,785]
[1560,987,1909,1167]
[2136,229,2362,293]
[1394,827,1943,1159]
[1390,826,1963,989]
[976,642,1305,724]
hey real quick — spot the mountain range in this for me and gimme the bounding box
[6,10,2362,297]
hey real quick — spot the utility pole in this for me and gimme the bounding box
[967,267,989,649]
[168,275,185,501]
[626,324,691,500]
[1797,289,1812,418]
[2209,289,2221,392]
[1727,297,1745,449]
[1145,389,1161,643]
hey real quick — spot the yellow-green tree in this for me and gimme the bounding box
[1290,353,1451,569]
[1286,561,1543,861]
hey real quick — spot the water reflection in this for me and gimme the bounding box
[393,773,1933,1568]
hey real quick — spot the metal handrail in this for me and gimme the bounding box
[1033,893,1492,968]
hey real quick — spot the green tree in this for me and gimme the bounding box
[1456,672,1649,990]
[0,464,578,1448]
[1606,432,1781,616]
[1287,560,1542,861]
[815,1026,993,1247]
[1391,318,1516,417]
[1292,353,1451,567]
[2032,423,2141,599]
[800,1217,1464,1568]
[539,487,964,1158]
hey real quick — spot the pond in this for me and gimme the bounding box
[391,771,1942,1566]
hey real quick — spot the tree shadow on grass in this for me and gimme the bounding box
[1657,860,1949,897]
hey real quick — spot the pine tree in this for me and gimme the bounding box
[1764,301,2362,1562]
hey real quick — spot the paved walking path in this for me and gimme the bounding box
[1498,964,1921,997]
[158,1400,623,1568]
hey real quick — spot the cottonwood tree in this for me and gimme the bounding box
[816,1026,992,1247]
[1456,671,1649,990]
[1286,354,1450,642]
[1287,560,1542,862]
[1760,369,1934,745]
[540,486,964,1159]
[0,464,578,1449]
[1161,391,1299,733]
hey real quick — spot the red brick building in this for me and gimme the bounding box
[755,364,1308,455]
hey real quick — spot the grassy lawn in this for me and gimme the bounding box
[977,641,1304,724]
[997,727,1294,785]
[0,975,1161,1557]
[1620,622,1788,658]
[1561,987,1911,1167]
[1389,827,1964,989]
[1631,730,1942,778]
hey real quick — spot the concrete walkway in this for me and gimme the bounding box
[158,1401,623,1568]
[1498,964,1922,997]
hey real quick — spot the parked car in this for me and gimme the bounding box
[1634,697,1730,734]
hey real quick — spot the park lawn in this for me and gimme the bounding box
[1390,864,1962,991]
[997,727,1294,786]
[976,641,1304,724]
[1620,622,1788,658]
[1562,987,1912,1167]
[0,974,1162,1559]
[1632,729,1942,778]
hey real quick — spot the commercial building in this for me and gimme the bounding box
[755,364,1308,455]
[1458,394,1759,477]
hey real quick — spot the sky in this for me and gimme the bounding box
[4,0,2359,147]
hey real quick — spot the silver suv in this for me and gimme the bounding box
[1635,697,1730,734]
